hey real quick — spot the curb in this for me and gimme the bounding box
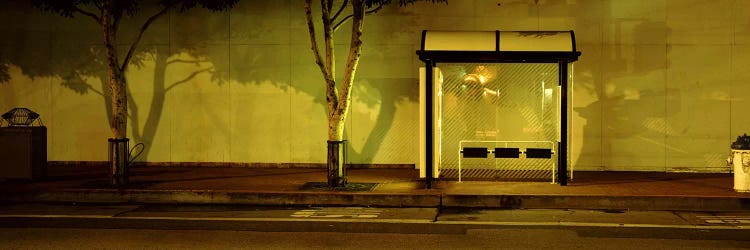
[441,194,750,211]
[0,190,442,208]
[3,191,750,211]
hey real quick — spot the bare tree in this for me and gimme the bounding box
[304,0,445,187]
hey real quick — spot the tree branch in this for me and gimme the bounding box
[322,0,334,78]
[333,2,383,32]
[87,84,105,97]
[166,59,211,66]
[74,7,101,22]
[331,0,348,22]
[333,16,351,32]
[111,8,122,35]
[120,4,173,73]
[94,1,105,12]
[165,67,213,92]
[321,0,338,117]
[366,3,385,14]
[325,0,333,13]
[335,0,365,118]
[307,0,339,117]
[305,0,326,75]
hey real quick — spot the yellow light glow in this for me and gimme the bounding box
[463,73,488,85]
[482,88,499,97]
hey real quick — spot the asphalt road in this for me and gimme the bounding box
[1,203,749,249]
[2,227,749,250]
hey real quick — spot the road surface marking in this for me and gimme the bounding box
[0,214,430,223]
[291,207,384,219]
[0,214,113,219]
[696,215,750,225]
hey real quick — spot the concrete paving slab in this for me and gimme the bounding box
[118,205,438,222]
[441,194,750,211]
[439,209,691,226]
[0,190,442,207]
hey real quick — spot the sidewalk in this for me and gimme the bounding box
[1,165,750,211]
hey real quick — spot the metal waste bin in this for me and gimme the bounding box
[0,108,46,180]
[730,134,750,192]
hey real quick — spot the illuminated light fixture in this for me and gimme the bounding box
[463,73,487,85]
[482,88,499,97]
[1,108,41,126]
[474,65,494,81]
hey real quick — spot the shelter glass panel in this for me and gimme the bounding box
[438,63,560,181]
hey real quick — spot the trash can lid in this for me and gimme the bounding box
[2,108,40,126]
[732,133,750,150]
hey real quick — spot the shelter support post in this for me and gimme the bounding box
[558,61,568,186]
[425,60,435,189]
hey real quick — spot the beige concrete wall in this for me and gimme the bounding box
[0,0,748,172]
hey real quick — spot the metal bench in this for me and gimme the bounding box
[458,140,556,183]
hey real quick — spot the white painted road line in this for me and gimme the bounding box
[0,214,115,219]
[696,215,750,224]
[291,208,384,218]
[0,214,433,224]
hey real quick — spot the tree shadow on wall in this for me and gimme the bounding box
[0,57,9,84]
[224,46,414,164]
[347,77,418,164]
[0,1,232,162]
[224,1,424,165]
[572,13,675,170]
[1,0,422,165]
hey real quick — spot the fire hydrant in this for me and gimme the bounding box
[729,134,750,192]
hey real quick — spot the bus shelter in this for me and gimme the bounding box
[417,30,581,187]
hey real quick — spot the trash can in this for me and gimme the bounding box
[730,134,750,192]
[0,108,46,180]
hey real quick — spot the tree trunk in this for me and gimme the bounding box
[324,0,365,187]
[103,13,127,140]
[103,8,128,185]
[306,0,366,188]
